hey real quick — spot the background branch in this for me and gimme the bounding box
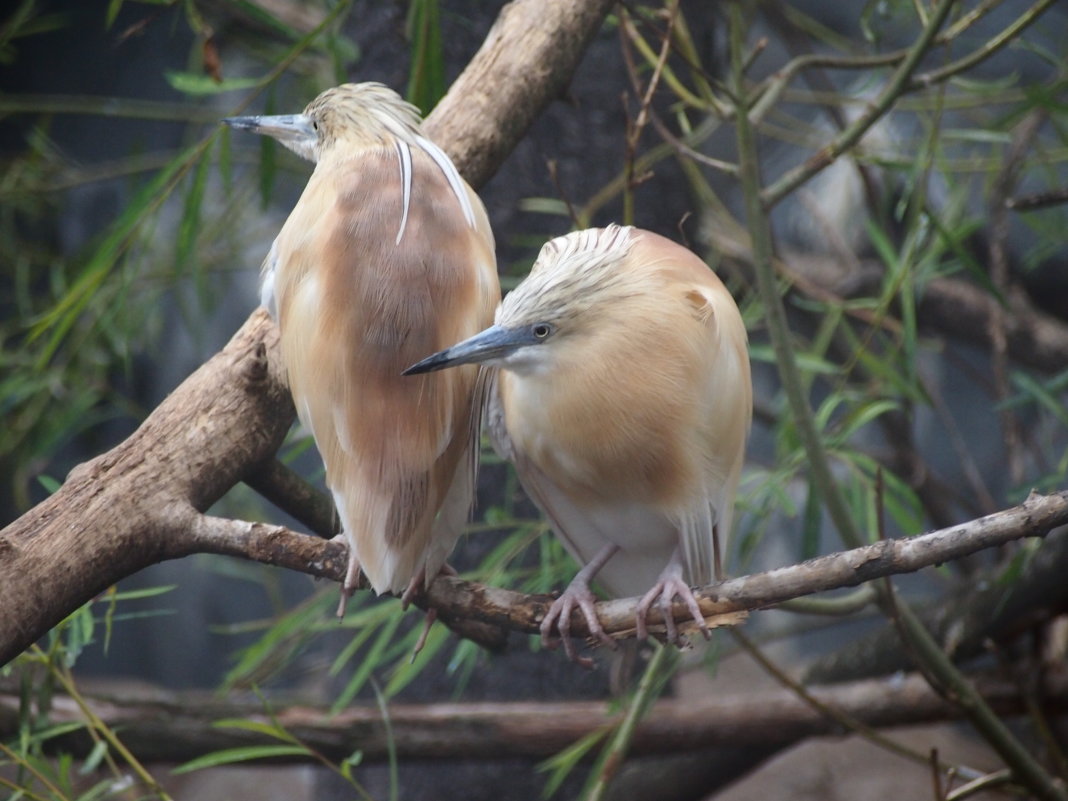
[2,669,1064,763]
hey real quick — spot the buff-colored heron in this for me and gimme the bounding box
[406,225,751,662]
[226,83,500,614]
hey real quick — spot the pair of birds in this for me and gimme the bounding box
[226,83,752,662]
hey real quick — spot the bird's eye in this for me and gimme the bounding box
[311,120,319,131]
[532,323,552,340]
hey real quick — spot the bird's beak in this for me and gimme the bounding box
[223,113,315,142]
[223,113,318,161]
[403,325,529,375]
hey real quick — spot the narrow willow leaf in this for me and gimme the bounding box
[383,621,449,697]
[176,139,213,271]
[405,0,445,115]
[109,584,178,602]
[258,88,278,208]
[165,71,262,96]
[800,479,822,560]
[171,744,309,774]
[78,740,108,775]
[331,612,403,712]
[213,718,297,743]
[28,142,203,366]
[537,728,608,798]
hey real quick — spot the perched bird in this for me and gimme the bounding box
[406,225,751,662]
[225,83,500,613]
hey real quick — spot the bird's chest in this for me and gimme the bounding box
[503,374,692,507]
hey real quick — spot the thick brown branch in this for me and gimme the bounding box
[2,669,1065,763]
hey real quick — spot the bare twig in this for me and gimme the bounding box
[186,490,1068,642]
[987,111,1046,487]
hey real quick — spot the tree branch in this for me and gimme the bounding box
[3,669,1065,763]
[182,490,1068,644]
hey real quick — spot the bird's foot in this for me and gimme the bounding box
[336,548,362,619]
[403,563,457,659]
[336,583,355,619]
[540,578,616,668]
[411,607,438,661]
[635,570,709,645]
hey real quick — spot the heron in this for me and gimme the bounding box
[225,83,500,614]
[406,225,751,662]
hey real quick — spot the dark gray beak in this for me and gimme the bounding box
[403,325,531,375]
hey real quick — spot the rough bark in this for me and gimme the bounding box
[2,669,1064,763]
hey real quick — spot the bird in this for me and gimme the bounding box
[405,225,751,663]
[225,83,500,614]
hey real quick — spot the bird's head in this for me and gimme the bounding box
[405,225,641,378]
[223,82,423,163]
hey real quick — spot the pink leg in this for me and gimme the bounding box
[405,564,458,659]
[635,550,709,645]
[541,544,619,667]
[336,544,362,619]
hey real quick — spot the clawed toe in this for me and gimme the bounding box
[540,585,616,667]
[635,576,709,645]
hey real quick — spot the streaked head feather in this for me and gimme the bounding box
[496,225,640,329]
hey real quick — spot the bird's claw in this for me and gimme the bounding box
[540,584,616,667]
[635,576,709,645]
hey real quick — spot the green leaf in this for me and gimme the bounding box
[213,718,297,743]
[537,728,608,798]
[800,479,822,560]
[1011,371,1068,428]
[108,584,178,602]
[330,611,403,712]
[259,87,279,208]
[28,141,204,367]
[78,740,108,775]
[105,0,124,28]
[384,621,449,697]
[165,71,262,96]
[36,474,60,494]
[172,745,309,774]
[405,0,445,115]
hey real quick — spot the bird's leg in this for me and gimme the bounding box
[541,544,619,666]
[712,523,724,582]
[336,547,362,619]
[406,564,458,659]
[635,550,709,645]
